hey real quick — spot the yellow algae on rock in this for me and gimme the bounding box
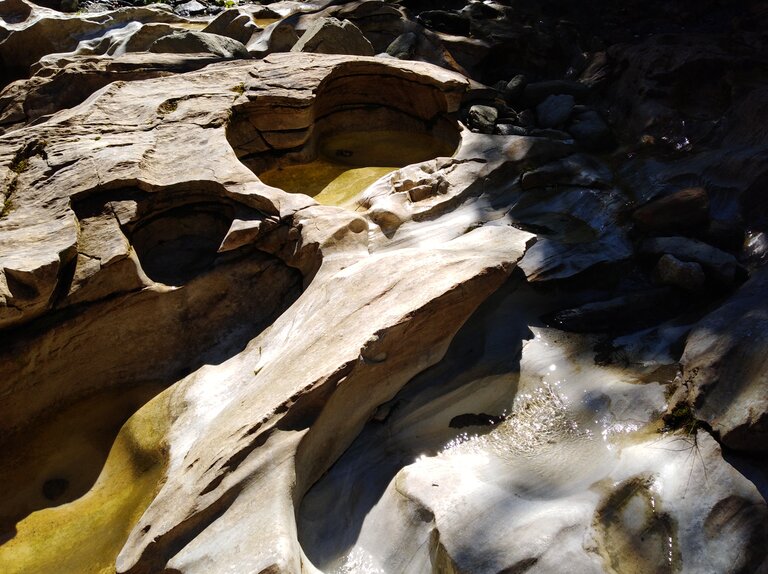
[259,130,456,206]
[0,390,171,574]
[260,161,394,207]
[252,18,280,28]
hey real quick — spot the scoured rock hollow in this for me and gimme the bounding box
[1,0,767,573]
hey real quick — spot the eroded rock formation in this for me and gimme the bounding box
[1,0,767,573]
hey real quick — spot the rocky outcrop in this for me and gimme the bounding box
[678,267,768,453]
[148,30,248,58]
[0,1,189,78]
[300,327,768,574]
[291,17,374,56]
[1,1,768,573]
[0,53,230,134]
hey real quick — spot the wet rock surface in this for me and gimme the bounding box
[1,0,768,573]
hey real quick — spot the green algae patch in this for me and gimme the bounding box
[314,166,396,205]
[259,130,456,207]
[0,389,171,574]
[0,384,167,530]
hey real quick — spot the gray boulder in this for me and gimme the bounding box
[174,0,206,17]
[203,8,259,45]
[680,266,768,452]
[149,30,249,58]
[640,236,740,286]
[467,104,497,134]
[536,94,575,128]
[385,32,417,60]
[653,254,706,291]
[291,17,374,56]
[247,21,300,56]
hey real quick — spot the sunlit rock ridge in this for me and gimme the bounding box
[1,0,767,573]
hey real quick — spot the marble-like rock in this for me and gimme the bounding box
[0,52,536,573]
[2,6,768,574]
[0,53,228,134]
[0,0,187,74]
[0,51,468,346]
[300,328,768,573]
[115,225,532,574]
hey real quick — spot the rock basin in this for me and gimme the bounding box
[226,56,463,207]
[259,130,457,206]
[0,389,170,574]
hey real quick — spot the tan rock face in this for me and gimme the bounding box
[0,51,532,573]
[2,3,768,573]
[0,2,188,75]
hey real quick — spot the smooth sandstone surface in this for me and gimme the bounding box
[1,0,768,573]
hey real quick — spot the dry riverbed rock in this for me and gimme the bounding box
[1,2,768,574]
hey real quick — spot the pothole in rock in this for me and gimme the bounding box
[0,187,305,571]
[253,17,280,28]
[73,188,240,288]
[0,383,164,537]
[129,201,234,286]
[258,130,457,206]
[227,67,461,207]
[0,386,170,574]
[171,22,210,31]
